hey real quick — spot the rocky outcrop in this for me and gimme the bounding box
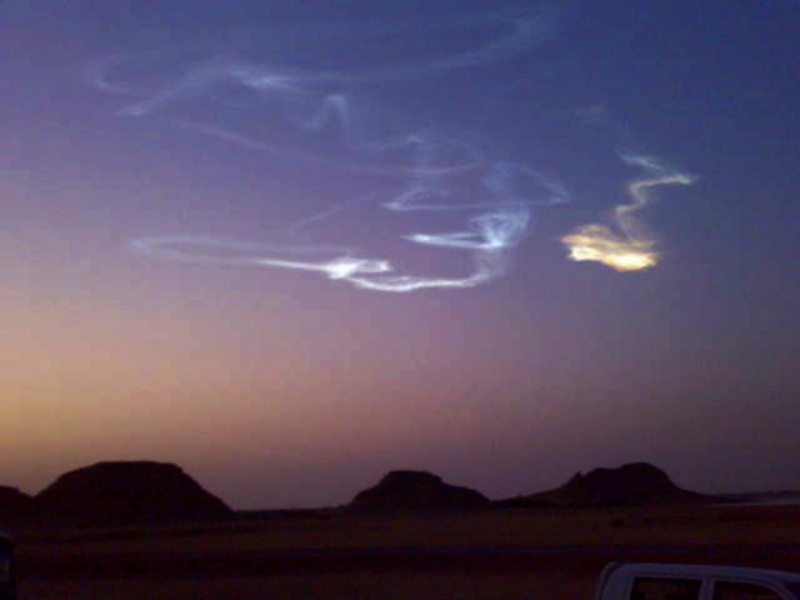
[498,462,711,508]
[35,461,232,523]
[349,470,489,512]
[0,486,34,520]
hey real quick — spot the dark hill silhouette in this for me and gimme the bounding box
[498,462,712,508]
[35,461,232,523]
[0,486,33,520]
[349,470,489,512]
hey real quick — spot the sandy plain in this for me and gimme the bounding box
[11,503,800,599]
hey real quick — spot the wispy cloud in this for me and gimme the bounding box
[561,154,695,272]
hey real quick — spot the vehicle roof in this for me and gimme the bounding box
[610,562,800,585]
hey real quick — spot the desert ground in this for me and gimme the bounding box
[10,503,800,599]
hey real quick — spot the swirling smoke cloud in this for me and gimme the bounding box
[561,155,696,272]
[91,5,693,290]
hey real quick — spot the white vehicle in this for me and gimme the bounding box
[595,563,800,600]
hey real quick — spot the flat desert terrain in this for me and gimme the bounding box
[10,503,800,599]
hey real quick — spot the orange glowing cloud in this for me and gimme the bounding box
[562,155,695,272]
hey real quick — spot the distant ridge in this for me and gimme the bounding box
[349,470,489,512]
[35,461,233,523]
[0,486,34,520]
[497,462,713,508]
[714,490,800,505]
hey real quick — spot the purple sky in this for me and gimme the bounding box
[2,1,799,508]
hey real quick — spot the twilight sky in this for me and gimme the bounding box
[2,1,799,509]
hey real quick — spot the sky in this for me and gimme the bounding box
[2,1,799,509]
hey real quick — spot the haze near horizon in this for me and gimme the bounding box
[2,1,798,509]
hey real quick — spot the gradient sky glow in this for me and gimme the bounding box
[3,1,799,509]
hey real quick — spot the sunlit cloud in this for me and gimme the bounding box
[561,154,695,272]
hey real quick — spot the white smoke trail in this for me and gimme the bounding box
[561,154,695,272]
[89,6,553,98]
[90,6,570,292]
[130,141,567,292]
